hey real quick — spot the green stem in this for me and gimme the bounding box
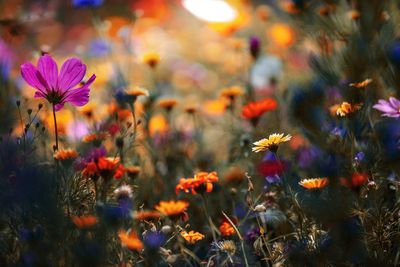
[52,104,59,151]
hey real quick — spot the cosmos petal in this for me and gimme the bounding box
[58,58,86,92]
[37,54,58,90]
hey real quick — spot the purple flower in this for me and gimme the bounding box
[249,36,260,59]
[20,54,96,111]
[373,97,400,118]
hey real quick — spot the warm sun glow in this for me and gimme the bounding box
[182,0,238,22]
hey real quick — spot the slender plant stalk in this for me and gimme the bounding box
[52,104,59,151]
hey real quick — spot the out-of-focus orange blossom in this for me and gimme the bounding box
[208,0,250,35]
[268,23,295,48]
[149,114,169,136]
[203,99,227,117]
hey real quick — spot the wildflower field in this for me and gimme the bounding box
[2,0,400,266]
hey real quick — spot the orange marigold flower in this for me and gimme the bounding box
[158,98,178,110]
[176,171,219,195]
[220,86,243,99]
[241,98,278,120]
[299,178,329,190]
[155,200,189,217]
[142,52,160,68]
[54,149,78,161]
[219,221,235,236]
[181,230,205,244]
[133,210,161,221]
[118,230,143,251]
[330,102,362,117]
[72,215,97,229]
[82,132,109,143]
[349,79,372,88]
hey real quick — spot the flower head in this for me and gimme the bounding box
[373,97,400,118]
[330,102,362,117]
[73,0,103,8]
[220,86,243,99]
[155,200,189,218]
[21,54,96,111]
[118,230,143,251]
[176,171,219,195]
[241,98,278,120]
[180,230,205,244]
[114,185,133,199]
[133,210,161,221]
[158,98,178,111]
[72,215,97,228]
[299,178,329,190]
[211,240,237,255]
[54,148,78,161]
[82,132,109,143]
[349,79,372,88]
[142,52,160,68]
[252,133,292,153]
[124,166,141,179]
[341,172,368,189]
[219,221,235,236]
[82,157,124,180]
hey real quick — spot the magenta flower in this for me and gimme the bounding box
[21,54,96,111]
[373,97,400,118]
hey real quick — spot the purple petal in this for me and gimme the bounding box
[21,63,47,93]
[54,103,65,111]
[389,97,400,108]
[63,74,96,107]
[37,54,58,91]
[58,58,86,92]
[373,103,396,113]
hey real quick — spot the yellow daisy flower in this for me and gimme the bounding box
[252,133,292,153]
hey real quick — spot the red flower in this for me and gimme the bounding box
[241,98,278,120]
[257,160,285,177]
[341,172,368,189]
[82,157,124,180]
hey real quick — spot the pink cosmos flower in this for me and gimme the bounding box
[21,54,96,111]
[373,97,400,118]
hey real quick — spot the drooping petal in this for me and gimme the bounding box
[58,58,86,92]
[54,103,65,111]
[37,54,58,91]
[21,63,47,93]
[63,74,96,107]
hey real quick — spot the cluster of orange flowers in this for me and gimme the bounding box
[176,171,219,195]
[82,157,124,180]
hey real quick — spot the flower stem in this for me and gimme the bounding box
[52,104,59,151]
